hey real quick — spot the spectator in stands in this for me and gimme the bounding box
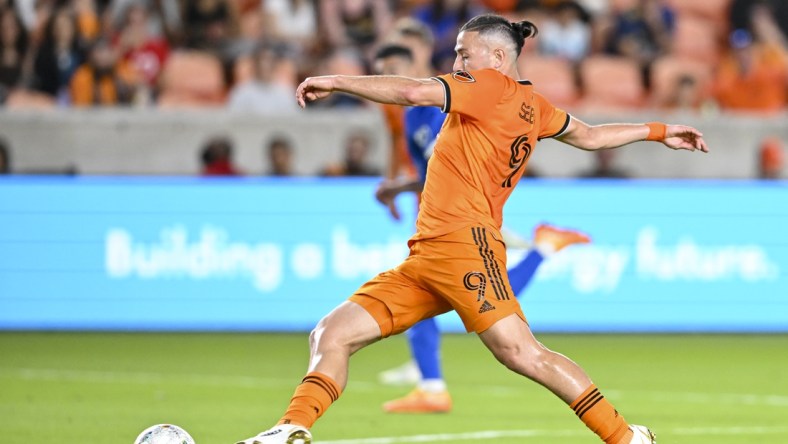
[578,150,631,178]
[478,0,517,14]
[376,19,437,181]
[228,2,264,60]
[712,29,787,112]
[321,130,380,176]
[0,137,10,174]
[748,1,788,56]
[388,18,436,76]
[319,0,392,55]
[575,0,609,18]
[32,7,85,104]
[266,135,295,176]
[539,1,592,63]
[227,42,298,113]
[72,0,101,41]
[107,0,181,44]
[69,38,138,106]
[758,137,785,179]
[113,1,170,100]
[24,1,99,46]
[200,136,241,176]
[6,0,36,33]
[411,0,486,73]
[602,0,674,84]
[730,0,788,41]
[309,47,366,108]
[263,0,317,51]
[663,74,701,111]
[183,0,234,52]
[0,7,31,101]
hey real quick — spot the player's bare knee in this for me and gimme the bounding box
[310,316,340,351]
[491,342,525,372]
[311,315,356,353]
[493,342,550,378]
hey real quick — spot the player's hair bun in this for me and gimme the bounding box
[460,14,538,55]
[511,20,538,40]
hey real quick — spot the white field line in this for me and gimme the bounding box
[2,367,787,408]
[317,426,788,444]
[317,430,584,444]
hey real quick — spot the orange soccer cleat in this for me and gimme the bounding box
[533,224,591,253]
[382,388,453,414]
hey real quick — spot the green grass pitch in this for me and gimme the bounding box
[1,333,786,443]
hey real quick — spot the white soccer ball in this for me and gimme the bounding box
[134,424,196,444]
[629,425,656,444]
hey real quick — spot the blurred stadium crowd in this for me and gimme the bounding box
[0,0,786,112]
[0,0,786,178]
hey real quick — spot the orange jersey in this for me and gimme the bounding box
[380,103,414,179]
[412,68,570,241]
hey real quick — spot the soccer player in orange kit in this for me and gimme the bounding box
[237,13,708,444]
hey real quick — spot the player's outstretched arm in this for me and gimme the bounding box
[296,75,445,108]
[557,116,709,153]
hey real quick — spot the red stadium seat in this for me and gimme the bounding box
[519,55,579,108]
[158,51,226,107]
[578,55,645,110]
[671,15,723,64]
[649,55,713,108]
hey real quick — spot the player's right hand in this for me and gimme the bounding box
[663,125,709,153]
[296,76,336,108]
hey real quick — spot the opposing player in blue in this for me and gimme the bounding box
[372,22,589,413]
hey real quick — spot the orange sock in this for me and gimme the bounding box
[570,385,633,444]
[278,372,342,428]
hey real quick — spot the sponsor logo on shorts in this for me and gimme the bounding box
[478,300,496,313]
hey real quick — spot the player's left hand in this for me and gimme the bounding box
[663,125,709,153]
[296,76,336,108]
[375,181,402,221]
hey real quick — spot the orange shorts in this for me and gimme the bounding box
[349,226,526,336]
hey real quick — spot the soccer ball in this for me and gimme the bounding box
[629,425,656,444]
[134,424,196,444]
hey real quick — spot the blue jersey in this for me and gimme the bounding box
[404,106,446,182]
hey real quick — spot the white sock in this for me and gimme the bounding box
[419,379,447,393]
[534,242,556,257]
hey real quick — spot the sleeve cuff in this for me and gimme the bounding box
[539,114,572,140]
[431,76,451,113]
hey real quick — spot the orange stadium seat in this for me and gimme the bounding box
[519,56,579,108]
[671,15,723,64]
[158,51,226,107]
[578,55,645,110]
[649,55,713,108]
